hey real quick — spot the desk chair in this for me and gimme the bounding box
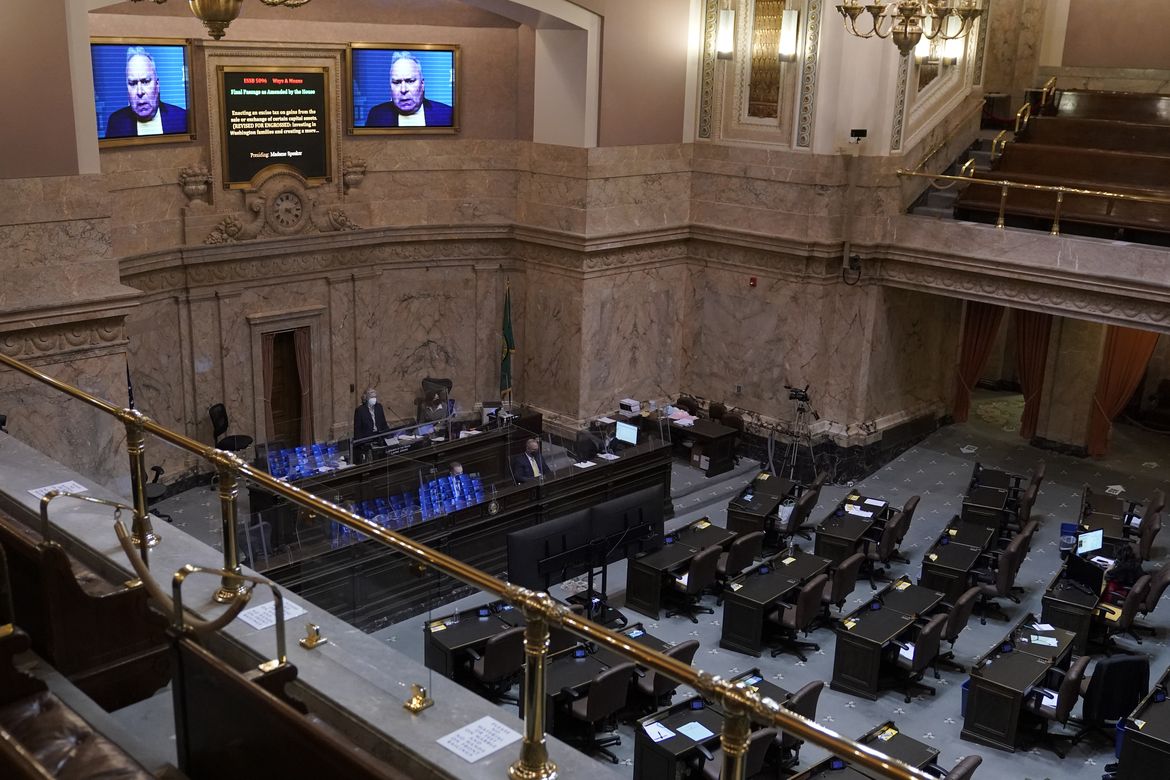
[708,402,726,422]
[665,545,720,623]
[890,495,921,564]
[1071,655,1149,747]
[694,726,777,780]
[1098,574,1151,653]
[1023,654,1090,758]
[466,625,525,704]
[938,586,981,673]
[1006,482,1038,534]
[1007,520,1040,595]
[816,552,865,627]
[972,539,1022,624]
[799,472,829,511]
[1132,510,1162,562]
[561,662,635,764]
[860,517,900,589]
[767,573,827,662]
[1134,564,1170,636]
[208,403,253,457]
[631,639,700,712]
[145,465,173,524]
[778,489,818,546]
[776,680,823,770]
[715,531,764,604]
[940,755,983,779]
[676,396,701,417]
[891,613,946,703]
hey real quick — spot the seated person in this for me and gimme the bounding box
[1104,545,1145,603]
[592,422,625,455]
[511,438,546,484]
[353,387,389,463]
[421,392,448,423]
[448,461,472,502]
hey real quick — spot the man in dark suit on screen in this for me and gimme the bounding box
[365,51,453,128]
[105,46,188,138]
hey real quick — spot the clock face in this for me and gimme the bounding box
[266,189,308,234]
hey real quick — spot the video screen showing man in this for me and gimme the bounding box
[353,387,390,463]
[105,46,188,138]
[512,438,546,484]
[365,51,453,128]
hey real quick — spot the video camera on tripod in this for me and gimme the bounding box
[784,384,819,420]
[781,383,818,480]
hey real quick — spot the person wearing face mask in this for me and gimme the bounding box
[448,461,470,502]
[511,438,546,484]
[353,387,390,463]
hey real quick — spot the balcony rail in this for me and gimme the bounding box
[0,351,934,780]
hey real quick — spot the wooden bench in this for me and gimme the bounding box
[0,509,170,711]
[992,143,1170,193]
[1019,116,1170,157]
[1050,89,1170,125]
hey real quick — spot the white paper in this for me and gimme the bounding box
[642,721,675,743]
[675,572,690,587]
[597,416,616,424]
[573,461,596,469]
[237,599,307,630]
[597,453,620,461]
[1031,622,1054,631]
[898,643,916,663]
[27,480,88,500]
[437,716,522,763]
[863,498,885,508]
[845,505,873,518]
[1029,635,1058,647]
[677,721,715,741]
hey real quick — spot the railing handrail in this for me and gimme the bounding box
[897,167,1170,207]
[0,351,934,780]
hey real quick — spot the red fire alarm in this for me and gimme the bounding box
[749,276,757,287]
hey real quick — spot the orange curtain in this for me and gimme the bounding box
[1087,326,1160,457]
[1014,310,1053,440]
[953,301,1005,422]
[293,328,314,445]
[261,332,275,441]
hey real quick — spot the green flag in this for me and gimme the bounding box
[500,282,515,399]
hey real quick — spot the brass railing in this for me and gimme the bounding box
[897,167,1170,236]
[0,351,933,780]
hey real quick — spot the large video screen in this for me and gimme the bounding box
[218,67,330,187]
[91,38,194,147]
[349,44,460,135]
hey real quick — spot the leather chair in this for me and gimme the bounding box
[860,517,900,589]
[466,625,525,704]
[708,402,727,422]
[800,472,830,511]
[1007,483,1039,533]
[715,531,764,604]
[695,726,778,780]
[631,639,700,712]
[145,465,173,523]
[777,489,818,546]
[890,494,921,564]
[665,545,721,623]
[676,396,701,416]
[561,662,635,763]
[816,552,865,626]
[937,586,981,673]
[972,538,1022,624]
[208,402,253,456]
[1134,563,1170,636]
[1132,510,1162,562]
[944,755,983,779]
[1071,655,1149,747]
[890,613,946,703]
[1023,654,1090,758]
[767,573,828,661]
[1099,574,1151,653]
[776,680,824,770]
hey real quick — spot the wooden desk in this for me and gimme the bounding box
[792,721,938,778]
[878,579,945,618]
[1119,667,1170,779]
[594,622,671,667]
[624,521,734,619]
[729,667,790,705]
[961,649,1052,752]
[815,512,874,566]
[719,550,831,657]
[633,696,725,780]
[1084,513,1128,541]
[520,649,609,733]
[1041,571,1100,656]
[919,539,982,604]
[961,485,1010,528]
[974,467,1016,492]
[831,605,919,701]
[423,609,514,679]
[945,521,998,552]
[726,475,795,536]
[673,419,737,477]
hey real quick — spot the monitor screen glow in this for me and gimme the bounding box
[615,421,638,445]
[1077,528,1104,555]
[349,44,460,134]
[91,38,194,147]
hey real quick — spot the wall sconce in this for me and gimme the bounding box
[716,6,736,60]
[779,8,800,62]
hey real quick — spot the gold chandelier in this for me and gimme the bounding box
[130,0,311,40]
[836,1,983,58]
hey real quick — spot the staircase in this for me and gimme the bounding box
[909,129,1002,219]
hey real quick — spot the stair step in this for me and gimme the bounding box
[912,206,954,219]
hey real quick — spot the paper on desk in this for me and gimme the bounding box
[437,716,522,763]
[642,722,675,743]
[695,519,711,529]
[876,726,899,742]
[1029,634,1059,647]
[781,556,797,565]
[27,480,88,500]
[894,580,911,591]
[1031,622,1054,631]
[597,416,616,424]
[238,599,307,630]
[677,721,715,741]
[898,643,916,664]
[845,506,873,518]
[863,498,885,508]
[597,453,620,461]
[573,461,596,469]
[729,582,743,592]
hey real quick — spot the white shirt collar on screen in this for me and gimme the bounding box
[137,111,163,136]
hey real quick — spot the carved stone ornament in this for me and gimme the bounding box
[178,163,212,206]
[342,156,367,192]
[202,171,359,244]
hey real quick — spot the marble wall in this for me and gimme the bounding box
[981,0,1046,97]
[1034,316,1105,450]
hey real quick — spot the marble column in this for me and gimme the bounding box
[1034,316,1106,451]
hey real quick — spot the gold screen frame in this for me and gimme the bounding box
[347,43,461,136]
[93,36,196,149]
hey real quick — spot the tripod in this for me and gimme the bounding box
[782,399,817,482]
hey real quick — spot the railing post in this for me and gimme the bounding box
[720,694,752,780]
[996,184,1009,229]
[124,414,159,556]
[1050,190,1065,236]
[213,461,247,603]
[510,593,557,780]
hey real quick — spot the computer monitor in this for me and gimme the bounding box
[1077,528,1104,556]
[1067,552,1105,594]
[416,423,436,436]
[615,420,638,445]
